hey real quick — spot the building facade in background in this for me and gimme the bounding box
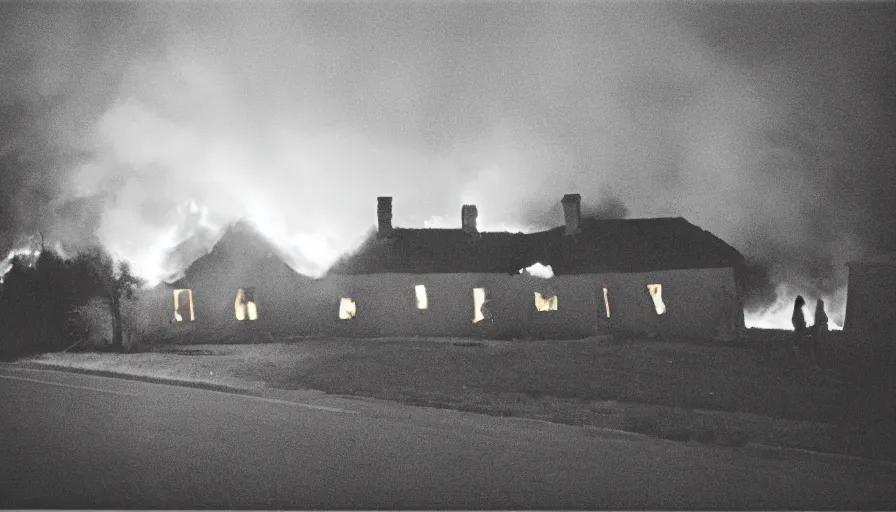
[844,253,896,336]
[144,195,747,342]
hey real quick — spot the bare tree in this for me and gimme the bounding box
[72,248,145,351]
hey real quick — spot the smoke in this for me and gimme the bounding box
[517,192,630,231]
[583,196,630,221]
[1,3,894,326]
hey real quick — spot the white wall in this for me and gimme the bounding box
[146,267,741,341]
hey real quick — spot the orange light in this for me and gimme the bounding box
[415,285,428,310]
[339,298,356,319]
[235,288,259,321]
[173,289,195,322]
[534,292,558,311]
[603,287,610,318]
[648,284,666,315]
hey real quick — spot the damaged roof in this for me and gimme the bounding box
[167,219,305,287]
[327,217,745,275]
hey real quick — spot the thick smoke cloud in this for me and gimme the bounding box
[1,2,894,327]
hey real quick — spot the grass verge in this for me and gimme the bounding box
[25,334,896,461]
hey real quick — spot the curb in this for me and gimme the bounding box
[11,361,265,399]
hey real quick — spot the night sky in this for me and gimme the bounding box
[1,1,894,327]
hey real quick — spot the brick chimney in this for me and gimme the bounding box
[377,196,393,238]
[461,205,478,235]
[561,194,581,235]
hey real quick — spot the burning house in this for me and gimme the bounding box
[147,195,746,341]
[142,220,315,342]
[326,194,745,340]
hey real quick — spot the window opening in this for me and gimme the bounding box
[339,297,357,320]
[173,289,195,322]
[647,284,666,315]
[473,288,486,323]
[603,287,611,318]
[235,287,258,320]
[415,285,428,310]
[534,292,558,311]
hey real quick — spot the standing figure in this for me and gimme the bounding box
[808,299,829,367]
[812,299,829,334]
[792,295,807,332]
[791,295,807,357]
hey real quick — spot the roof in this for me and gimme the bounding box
[327,217,745,275]
[160,225,224,284]
[168,220,306,287]
[845,252,896,267]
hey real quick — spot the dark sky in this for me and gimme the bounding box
[1,1,894,327]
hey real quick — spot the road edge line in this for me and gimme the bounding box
[9,361,266,397]
[7,362,356,413]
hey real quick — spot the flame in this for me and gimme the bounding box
[415,285,428,309]
[173,289,194,322]
[603,287,611,318]
[93,199,234,287]
[243,198,341,277]
[473,287,486,322]
[521,262,554,278]
[338,297,356,319]
[423,213,539,234]
[235,287,258,321]
[744,284,843,331]
[0,238,43,280]
[534,292,558,311]
[647,284,666,315]
[235,289,246,321]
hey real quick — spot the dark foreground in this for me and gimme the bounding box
[1,366,894,509]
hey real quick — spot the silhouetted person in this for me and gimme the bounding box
[791,295,808,357]
[807,299,828,368]
[791,295,807,332]
[811,299,828,335]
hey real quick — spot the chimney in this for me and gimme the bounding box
[561,194,581,235]
[377,196,393,238]
[461,204,478,235]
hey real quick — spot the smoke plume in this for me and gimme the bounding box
[1,2,894,327]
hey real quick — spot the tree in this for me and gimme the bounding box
[0,249,79,357]
[71,248,145,351]
[0,255,39,358]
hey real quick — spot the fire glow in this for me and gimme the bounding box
[744,284,843,331]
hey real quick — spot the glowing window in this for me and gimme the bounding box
[173,289,195,322]
[534,292,558,311]
[235,287,259,321]
[647,284,666,315]
[339,298,356,320]
[415,285,428,310]
[603,287,610,318]
[473,288,486,323]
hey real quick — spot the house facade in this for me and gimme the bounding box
[145,195,746,342]
[325,195,745,340]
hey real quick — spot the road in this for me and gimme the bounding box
[1,365,894,509]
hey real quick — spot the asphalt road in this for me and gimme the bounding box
[1,365,894,509]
